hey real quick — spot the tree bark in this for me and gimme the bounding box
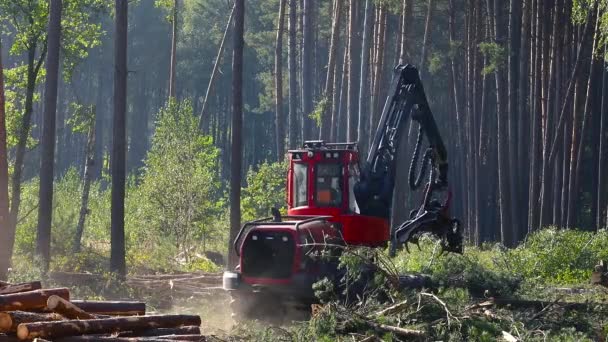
[320,0,343,141]
[357,0,373,151]
[46,295,97,320]
[0,311,64,333]
[346,0,358,142]
[228,0,244,269]
[598,48,607,230]
[168,0,178,99]
[288,0,298,148]
[111,0,128,278]
[0,281,42,295]
[69,300,145,316]
[73,114,96,253]
[17,315,201,340]
[0,288,70,311]
[36,0,63,272]
[0,37,11,281]
[275,0,287,160]
[301,0,314,141]
[419,0,435,75]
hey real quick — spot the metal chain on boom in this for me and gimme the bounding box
[408,124,434,191]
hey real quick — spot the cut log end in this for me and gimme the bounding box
[0,312,12,332]
[17,324,30,340]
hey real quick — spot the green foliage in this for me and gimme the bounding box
[133,99,222,266]
[478,42,507,75]
[509,227,608,285]
[67,103,95,133]
[241,161,288,222]
[310,97,328,127]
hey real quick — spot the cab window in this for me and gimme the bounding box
[293,163,308,207]
[315,163,342,207]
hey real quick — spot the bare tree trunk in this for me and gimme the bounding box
[368,5,386,148]
[320,0,343,141]
[168,0,178,99]
[507,0,521,239]
[346,0,358,142]
[399,0,413,64]
[288,0,298,148]
[357,0,373,151]
[37,0,63,272]
[0,38,11,281]
[73,116,96,253]
[198,6,235,131]
[598,48,608,230]
[111,0,128,278]
[518,0,532,232]
[419,0,435,75]
[301,0,313,141]
[569,7,601,229]
[275,0,287,160]
[228,0,244,269]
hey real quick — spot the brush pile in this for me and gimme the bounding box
[0,281,206,341]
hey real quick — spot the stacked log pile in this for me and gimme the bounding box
[0,281,206,341]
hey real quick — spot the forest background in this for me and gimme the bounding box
[0,0,606,279]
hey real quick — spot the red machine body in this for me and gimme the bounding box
[231,142,389,296]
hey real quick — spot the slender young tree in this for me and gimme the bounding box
[357,0,373,150]
[301,0,313,141]
[288,0,298,148]
[598,48,607,230]
[320,0,343,141]
[111,0,128,277]
[37,0,63,272]
[169,0,178,99]
[228,0,245,269]
[198,5,235,130]
[0,38,11,281]
[275,0,287,160]
[346,0,357,142]
[419,0,435,75]
[74,109,96,253]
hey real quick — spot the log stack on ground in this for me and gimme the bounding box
[0,280,206,341]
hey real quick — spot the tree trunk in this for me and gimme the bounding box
[17,315,201,340]
[346,0,358,142]
[111,0,128,278]
[197,5,235,131]
[0,281,42,295]
[598,48,607,229]
[0,311,64,333]
[9,41,46,267]
[320,0,343,141]
[288,0,298,148]
[37,0,63,272]
[0,38,11,281]
[0,288,70,311]
[419,0,435,75]
[73,116,96,253]
[46,295,96,320]
[69,300,145,316]
[399,0,413,64]
[228,0,244,269]
[569,7,601,229]
[507,0,521,239]
[168,0,178,99]
[493,0,513,246]
[275,0,287,160]
[357,0,373,151]
[301,0,313,141]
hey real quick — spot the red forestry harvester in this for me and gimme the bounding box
[223,65,463,318]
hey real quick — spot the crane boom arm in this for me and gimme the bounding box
[355,64,462,254]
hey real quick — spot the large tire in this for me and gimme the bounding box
[230,291,310,324]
